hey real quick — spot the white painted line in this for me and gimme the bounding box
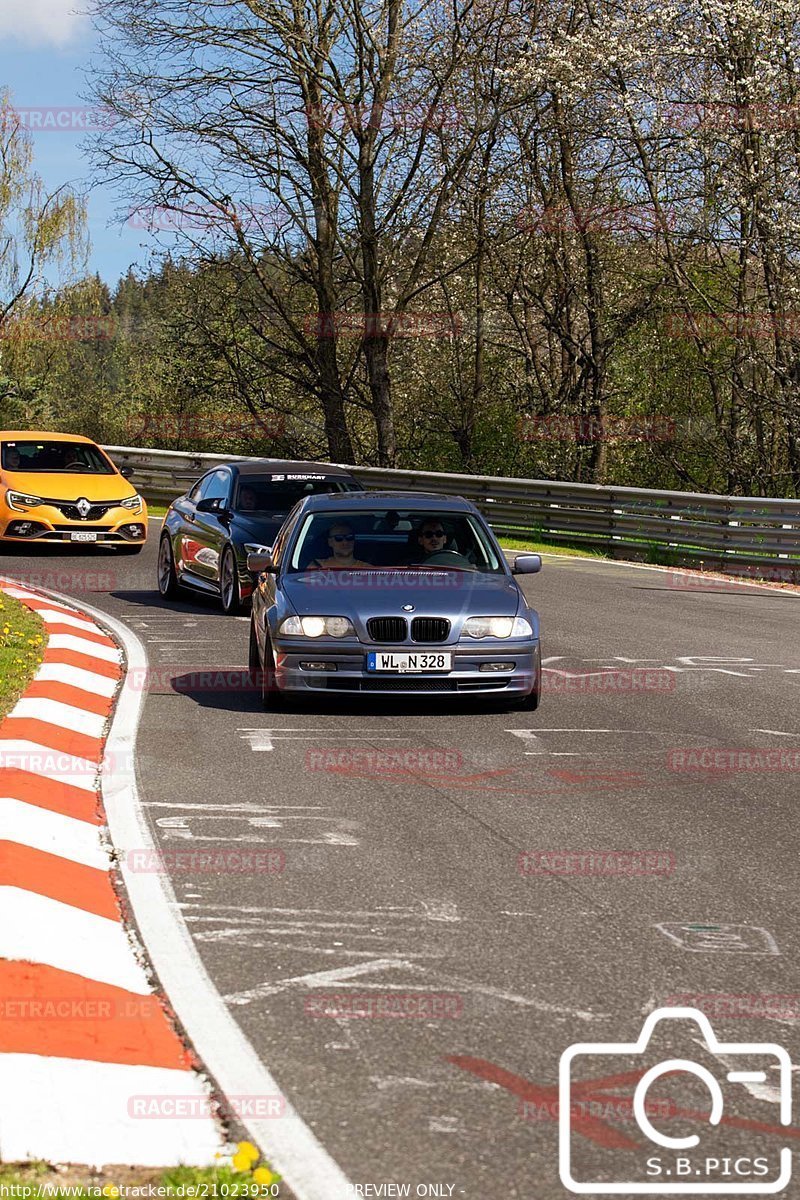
[46,634,121,664]
[0,888,152,993]
[0,739,99,790]
[0,1055,221,1167]
[9,697,106,739]
[36,661,118,698]
[71,594,357,1200]
[35,608,101,634]
[752,729,796,737]
[0,796,108,870]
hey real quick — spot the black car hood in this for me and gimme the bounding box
[282,569,522,618]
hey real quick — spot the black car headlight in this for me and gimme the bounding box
[462,616,533,639]
[6,490,44,510]
[120,494,143,511]
[279,615,356,638]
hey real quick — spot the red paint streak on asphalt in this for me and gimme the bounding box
[447,1056,800,1148]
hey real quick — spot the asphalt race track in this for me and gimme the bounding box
[3,529,800,1197]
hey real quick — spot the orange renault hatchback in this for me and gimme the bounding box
[0,431,148,553]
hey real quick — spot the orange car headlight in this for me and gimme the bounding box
[6,490,44,511]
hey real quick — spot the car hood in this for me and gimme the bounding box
[1,470,134,502]
[282,569,522,619]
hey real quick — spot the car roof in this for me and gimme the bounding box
[229,460,358,478]
[300,490,475,512]
[0,430,96,443]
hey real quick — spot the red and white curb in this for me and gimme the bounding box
[0,581,225,1166]
[0,579,354,1198]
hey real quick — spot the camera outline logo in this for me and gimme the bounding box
[559,1006,792,1194]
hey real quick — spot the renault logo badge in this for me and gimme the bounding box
[76,497,92,518]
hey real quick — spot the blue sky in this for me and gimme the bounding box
[0,0,171,289]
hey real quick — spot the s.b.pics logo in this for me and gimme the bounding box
[559,1007,792,1194]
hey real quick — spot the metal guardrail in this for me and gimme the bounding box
[104,444,800,571]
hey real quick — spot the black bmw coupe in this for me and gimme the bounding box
[157,460,363,612]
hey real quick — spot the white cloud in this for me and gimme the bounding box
[0,0,89,47]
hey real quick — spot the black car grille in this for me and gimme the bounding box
[54,501,117,521]
[411,617,450,643]
[367,617,407,642]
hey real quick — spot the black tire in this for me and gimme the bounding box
[157,534,179,599]
[220,545,242,615]
[259,628,285,710]
[248,618,261,673]
[115,543,144,555]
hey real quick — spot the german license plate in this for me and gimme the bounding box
[367,651,451,673]
[70,532,98,543]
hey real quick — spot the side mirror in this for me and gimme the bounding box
[247,551,277,574]
[119,466,133,479]
[196,496,227,514]
[512,553,542,575]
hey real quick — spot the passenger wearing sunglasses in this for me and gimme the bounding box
[309,521,373,569]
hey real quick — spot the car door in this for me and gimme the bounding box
[188,468,233,587]
[172,473,211,580]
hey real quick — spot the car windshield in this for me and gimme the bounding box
[1,440,115,474]
[288,509,504,573]
[234,475,357,514]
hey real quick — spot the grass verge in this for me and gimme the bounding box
[0,594,46,720]
[500,535,608,559]
[0,1146,283,1197]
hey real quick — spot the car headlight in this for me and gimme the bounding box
[120,494,143,511]
[6,491,44,510]
[462,616,533,639]
[279,615,356,638]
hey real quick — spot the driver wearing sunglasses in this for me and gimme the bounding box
[309,521,373,569]
[415,518,451,557]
